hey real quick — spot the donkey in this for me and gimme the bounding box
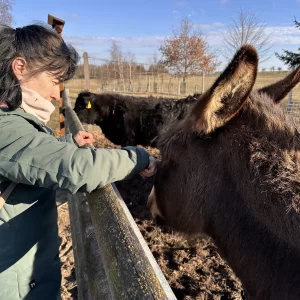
[148,45,300,299]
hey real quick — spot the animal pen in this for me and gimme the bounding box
[65,52,300,121]
[61,89,176,299]
[48,14,176,299]
[58,59,300,300]
[49,17,300,299]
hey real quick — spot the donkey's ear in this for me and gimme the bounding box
[258,65,300,103]
[190,45,258,134]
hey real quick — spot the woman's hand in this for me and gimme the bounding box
[73,131,95,148]
[140,157,158,178]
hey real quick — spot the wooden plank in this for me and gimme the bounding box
[88,184,176,300]
[47,14,66,135]
[67,191,112,300]
[83,52,90,91]
[62,90,176,299]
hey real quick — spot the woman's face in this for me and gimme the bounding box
[21,71,61,101]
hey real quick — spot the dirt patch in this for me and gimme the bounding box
[57,126,244,300]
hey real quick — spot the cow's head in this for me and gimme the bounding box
[148,45,300,235]
[74,91,100,124]
[74,91,93,112]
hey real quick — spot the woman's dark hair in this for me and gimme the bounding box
[0,24,79,110]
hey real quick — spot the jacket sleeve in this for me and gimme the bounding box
[58,133,75,144]
[0,117,149,193]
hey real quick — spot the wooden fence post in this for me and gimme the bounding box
[147,75,151,93]
[48,14,66,135]
[83,52,90,91]
[287,66,295,113]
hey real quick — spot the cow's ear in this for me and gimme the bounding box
[258,65,300,103]
[83,97,91,106]
[190,45,258,134]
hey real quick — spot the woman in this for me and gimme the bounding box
[0,24,156,299]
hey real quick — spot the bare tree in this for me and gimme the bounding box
[223,9,271,62]
[148,52,168,75]
[147,52,159,74]
[0,0,13,26]
[124,51,135,91]
[159,18,219,82]
[110,41,125,88]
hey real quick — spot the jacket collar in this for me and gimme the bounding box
[0,107,53,134]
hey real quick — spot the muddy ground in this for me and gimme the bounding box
[57,126,245,300]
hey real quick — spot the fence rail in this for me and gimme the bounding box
[62,90,176,299]
[64,52,300,120]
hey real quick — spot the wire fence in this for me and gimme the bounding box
[64,53,300,119]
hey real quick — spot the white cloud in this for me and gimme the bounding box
[65,25,300,51]
[206,25,300,68]
[190,8,198,16]
[65,35,165,50]
[202,25,300,47]
[175,1,186,7]
[172,10,178,13]
[195,22,225,29]
[64,24,299,69]
[265,26,300,45]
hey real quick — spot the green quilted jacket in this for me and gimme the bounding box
[0,107,149,299]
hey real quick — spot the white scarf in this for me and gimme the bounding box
[21,87,56,124]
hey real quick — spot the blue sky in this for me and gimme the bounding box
[12,0,300,70]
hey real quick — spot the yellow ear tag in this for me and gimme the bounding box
[86,101,92,109]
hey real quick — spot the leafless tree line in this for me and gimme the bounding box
[0,0,13,26]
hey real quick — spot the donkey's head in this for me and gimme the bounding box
[148,45,300,241]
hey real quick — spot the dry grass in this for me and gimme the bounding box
[64,72,300,101]
[49,71,300,132]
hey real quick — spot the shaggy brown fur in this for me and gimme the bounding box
[149,45,300,299]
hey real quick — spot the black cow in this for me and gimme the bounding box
[74,92,199,146]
